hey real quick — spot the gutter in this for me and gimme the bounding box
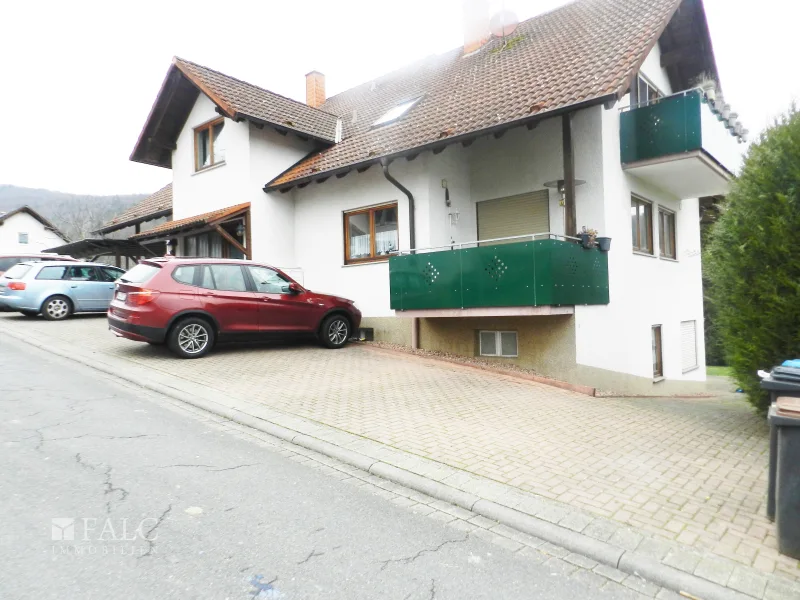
[380,159,415,253]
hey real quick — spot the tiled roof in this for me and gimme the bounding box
[130,202,250,240]
[173,58,340,143]
[96,183,173,234]
[268,0,681,189]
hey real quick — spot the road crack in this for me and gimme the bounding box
[378,535,469,572]
[103,467,129,514]
[297,549,325,565]
[208,463,260,472]
[138,504,172,559]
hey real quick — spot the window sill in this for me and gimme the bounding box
[342,259,390,268]
[653,376,665,383]
[192,161,227,176]
[682,365,700,374]
[633,251,657,258]
[659,255,679,263]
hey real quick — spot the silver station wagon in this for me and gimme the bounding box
[0,261,126,320]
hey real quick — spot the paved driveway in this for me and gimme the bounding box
[0,312,793,583]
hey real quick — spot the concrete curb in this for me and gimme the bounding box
[5,328,759,600]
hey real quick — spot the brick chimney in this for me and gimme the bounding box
[305,71,326,108]
[463,0,490,55]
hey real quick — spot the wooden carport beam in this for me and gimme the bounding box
[213,224,250,259]
[562,113,577,238]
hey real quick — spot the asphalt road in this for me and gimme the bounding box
[0,335,647,599]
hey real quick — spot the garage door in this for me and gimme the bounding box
[681,320,698,372]
[477,190,550,245]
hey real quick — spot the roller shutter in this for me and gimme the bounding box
[681,320,698,372]
[477,190,550,245]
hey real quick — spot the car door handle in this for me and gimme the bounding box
[261,297,271,302]
[70,285,78,288]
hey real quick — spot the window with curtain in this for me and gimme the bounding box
[659,209,677,259]
[343,203,398,264]
[195,118,226,171]
[631,195,653,254]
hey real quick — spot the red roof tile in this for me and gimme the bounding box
[131,202,249,240]
[267,0,682,189]
[96,183,173,234]
[173,58,340,143]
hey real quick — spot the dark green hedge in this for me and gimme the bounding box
[706,109,800,413]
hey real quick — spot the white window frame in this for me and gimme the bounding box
[18,232,29,244]
[479,330,518,358]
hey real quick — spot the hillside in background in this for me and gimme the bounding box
[0,185,147,242]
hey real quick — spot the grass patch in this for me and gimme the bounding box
[707,365,732,377]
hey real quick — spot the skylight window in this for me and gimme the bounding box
[373,97,422,127]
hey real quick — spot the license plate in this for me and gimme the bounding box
[116,292,127,301]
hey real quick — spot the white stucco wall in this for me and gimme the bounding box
[572,100,706,384]
[293,160,426,317]
[171,95,252,221]
[247,125,315,267]
[639,42,673,96]
[171,94,315,266]
[0,212,67,253]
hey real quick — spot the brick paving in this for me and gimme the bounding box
[1,313,796,584]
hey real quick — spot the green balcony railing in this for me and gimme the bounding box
[389,237,609,311]
[620,89,741,173]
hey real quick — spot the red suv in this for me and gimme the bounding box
[107,258,361,359]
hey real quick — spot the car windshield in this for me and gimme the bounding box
[3,264,32,279]
[119,263,160,284]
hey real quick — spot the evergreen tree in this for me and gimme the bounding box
[707,108,800,413]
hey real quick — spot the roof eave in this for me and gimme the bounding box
[264,93,617,192]
[93,208,174,235]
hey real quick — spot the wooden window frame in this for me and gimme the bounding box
[343,202,399,265]
[658,208,677,260]
[652,325,664,379]
[631,195,654,255]
[194,117,225,172]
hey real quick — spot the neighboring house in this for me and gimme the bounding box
[128,0,745,394]
[0,206,68,253]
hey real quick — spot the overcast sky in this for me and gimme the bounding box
[1,0,797,196]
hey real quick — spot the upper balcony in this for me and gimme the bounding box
[389,236,609,317]
[620,89,745,199]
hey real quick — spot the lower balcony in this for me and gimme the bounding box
[620,89,745,199]
[389,237,609,316]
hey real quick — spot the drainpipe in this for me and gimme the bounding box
[381,158,416,253]
[381,158,419,349]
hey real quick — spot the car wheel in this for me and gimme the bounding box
[41,296,72,321]
[167,317,215,359]
[20,310,38,317]
[321,314,351,349]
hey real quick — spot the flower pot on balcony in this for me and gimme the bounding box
[579,233,595,249]
[596,237,612,252]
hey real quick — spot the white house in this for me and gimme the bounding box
[129,0,745,394]
[0,206,68,253]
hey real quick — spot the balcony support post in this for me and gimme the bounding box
[411,317,420,349]
[562,113,577,238]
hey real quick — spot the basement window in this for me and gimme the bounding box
[373,97,422,127]
[479,331,518,358]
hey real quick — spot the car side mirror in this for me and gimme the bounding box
[288,282,303,294]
